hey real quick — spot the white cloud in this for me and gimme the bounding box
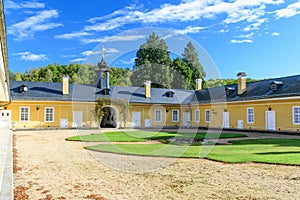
[173,26,206,35]
[231,39,253,44]
[8,9,63,41]
[275,1,300,18]
[83,0,281,34]
[81,51,101,57]
[232,31,254,44]
[71,48,120,63]
[70,58,87,63]
[55,32,92,40]
[104,48,120,53]
[84,20,125,32]
[16,52,48,61]
[272,32,280,36]
[58,0,293,44]
[5,0,45,10]
[61,55,77,58]
[237,32,254,39]
[243,18,267,32]
[219,29,229,33]
[82,35,147,44]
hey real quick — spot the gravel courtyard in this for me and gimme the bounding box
[13,129,300,199]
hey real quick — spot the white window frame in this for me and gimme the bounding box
[195,110,200,122]
[293,106,300,125]
[155,109,162,122]
[205,109,210,123]
[247,108,254,124]
[45,107,54,122]
[20,107,30,122]
[172,110,179,122]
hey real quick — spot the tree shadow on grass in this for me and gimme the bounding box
[231,139,300,147]
[256,151,300,155]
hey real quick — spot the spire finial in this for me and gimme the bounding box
[102,46,105,60]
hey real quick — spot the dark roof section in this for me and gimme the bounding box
[10,74,300,104]
[192,74,300,104]
[10,81,195,104]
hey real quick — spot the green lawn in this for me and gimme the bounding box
[66,131,246,142]
[85,139,300,165]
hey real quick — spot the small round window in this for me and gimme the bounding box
[271,84,277,91]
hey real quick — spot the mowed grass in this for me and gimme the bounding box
[66,131,246,142]
[85,139,300,165]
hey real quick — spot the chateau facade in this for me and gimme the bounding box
[1,55,300,132]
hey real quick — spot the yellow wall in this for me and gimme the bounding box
[190,98,300,132]
[128,104,191,127]
[5,97,300,132]
[7,101,98,129]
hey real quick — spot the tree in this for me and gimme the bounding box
[131,33,173,88]
[92,98,107,127]
[30,68,40,81]
[15,72,22,81]
[171,58,192,89]
[22,71,31,81]
[45,68,53,82]
[9,71,15,80]
[76,64,90,84]
[110,67,132,86]
[182,41,206,88]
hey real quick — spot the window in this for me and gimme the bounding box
[195,110,200,122]
[45,107,54,122]
[20,107,30,121]
[172,110,179,122]
[205,109,210,123]
[247,108,254,123]
[293,106,300,125]
[155,109,162,122]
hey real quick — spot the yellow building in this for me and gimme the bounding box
[189,72,300,132]
[4,66,300,133]
[1,39,300,132]
[0,0,11,128]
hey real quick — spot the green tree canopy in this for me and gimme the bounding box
[170,58,192,89]
[131,33,173,88]
[182,41,206,87]
[110,67,132,86]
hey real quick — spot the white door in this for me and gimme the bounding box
[266,111,276,131]
[222,112,230,128]
[144,119,151,127]
[0,110,12,128]
[72,111,83,128]
[132,112,141,127]
[60,119,68,128]
[237,120,243,129]
[183,111,190,127]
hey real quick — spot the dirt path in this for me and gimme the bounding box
[14,130,300,199]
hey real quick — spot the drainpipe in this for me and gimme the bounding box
[188,103,192,127]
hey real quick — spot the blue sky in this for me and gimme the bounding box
[4,0,300,80]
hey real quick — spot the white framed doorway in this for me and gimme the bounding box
[182,111,190,127]
[222,112,230,128]
[72,111,83,128]
[132,112,141,127]
[266,111,276,131]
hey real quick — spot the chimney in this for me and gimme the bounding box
[62,76,69,95]
[144,80,151,98]
[237,72,246,95]
[195,79,202,90]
